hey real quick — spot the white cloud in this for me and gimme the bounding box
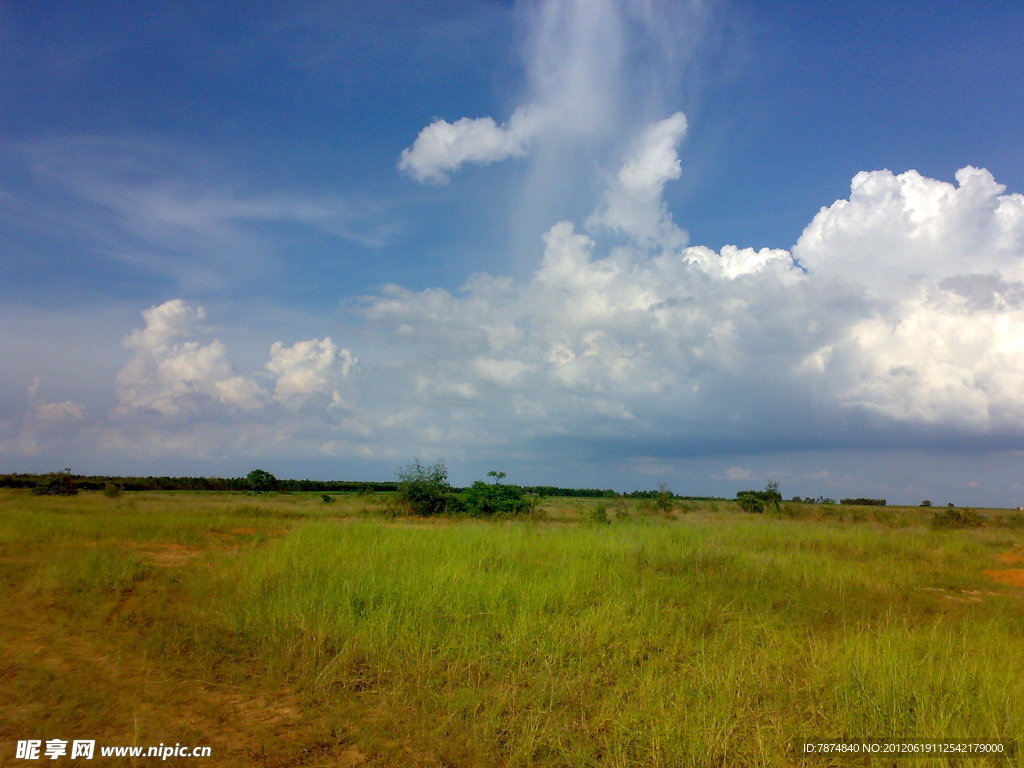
[684,244,795,280]
[113,300,361,428]
[795,167,1024,428]
[115,299,266,416]
[26,377,87,423]
[357,213,811,454]
[0,377,87,456]
[78,140,1021,481]
[398,0,711,191]
[356,164,1024,459]
[397,0,632,186]
[794,166,1023,294]
[266,337,357,405]
[588,112,689,250]
[726,466,753,481]
[398,105,545,184]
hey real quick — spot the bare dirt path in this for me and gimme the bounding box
[0,543,368,768]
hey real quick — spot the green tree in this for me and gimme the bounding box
[465,472,530,517]
[396,460,456,516]
[246,469,277,493]
[654,482,674,512]
[736,481,782,513]
[32,470,78,496]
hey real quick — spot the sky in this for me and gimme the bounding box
[2,0,1023,505]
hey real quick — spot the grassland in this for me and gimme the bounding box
[1,489,1022,767]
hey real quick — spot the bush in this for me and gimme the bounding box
[654,483,674,513]
[464,472,531,517]
[588,504,611,525]
[840,498,886,506]
[736,481,781,514]
[32,472,78,496]
[321,494,335,504]
[931,508,986,529]
[102,482,123,498]
[736,494,765,514]
[396,460,458,516]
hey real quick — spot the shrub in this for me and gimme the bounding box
[588,504,611,525]
[736,494,765,514]
[654,483,674,513]
[931,508,985,529]
[396,460,458,516]
[736,481,781,514]
[464,472,531,517]
[840,498,886,506]
[102,482,123,498]
[321,494,335,504]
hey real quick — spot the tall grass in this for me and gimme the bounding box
[166,518,1023,766]
[1,490,1021,767]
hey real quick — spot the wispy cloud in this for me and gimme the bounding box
[7,136,394,290]
[0,377,87,457]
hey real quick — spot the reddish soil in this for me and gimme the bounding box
[996,549,1024,565]
[983,569,1024,588]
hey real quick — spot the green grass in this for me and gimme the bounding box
[1,489,1022,766]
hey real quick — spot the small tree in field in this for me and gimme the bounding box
[32,470,78,496]
[654,482,674,513]
[465,470,530,517]
[736,481,782,513]
[246,469,277,493]
[396,460,456,516]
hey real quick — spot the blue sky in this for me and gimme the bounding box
[2,0,1023,505]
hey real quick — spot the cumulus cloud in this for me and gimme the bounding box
[795,167,1024,429]
[114,300,358,420]
[93,160,1021,475]
[115,300,266,416]
[588,112,689,250]
[398,0,709,189]
[683,244,795,280]
[358,212,816,456]
[266,337,358,406]
[795,166,1023,294]
[357,163,1024,461]
[398,106,545,184]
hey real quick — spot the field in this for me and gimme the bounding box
[1,489,1022,767]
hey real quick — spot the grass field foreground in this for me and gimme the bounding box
[1,489,1022,767]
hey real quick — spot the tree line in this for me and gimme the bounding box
[0,470,704,500]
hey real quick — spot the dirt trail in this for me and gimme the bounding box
[0,542,367,768]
